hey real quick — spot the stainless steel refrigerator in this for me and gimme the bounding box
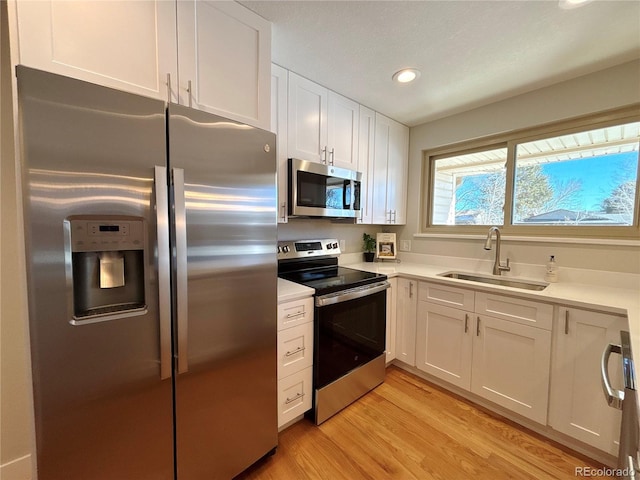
[16,66,278,480]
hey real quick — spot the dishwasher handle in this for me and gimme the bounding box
[601,342,624,410]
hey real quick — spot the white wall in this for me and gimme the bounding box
[395,60,640,276]
[278,219,383,255]
[1,1,35,478]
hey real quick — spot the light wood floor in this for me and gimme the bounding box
[238,366,612,480]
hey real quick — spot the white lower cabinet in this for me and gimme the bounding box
[395,278,417,366]
[548,307,626,455]
[415,281,552,424]
[277,296,314,428]
[471,314,551,424]
[278,366,313,427]
[416,302,473,390]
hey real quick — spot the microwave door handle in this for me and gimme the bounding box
[173,168,189,374]
[154,166,172,380]
[601,342,624,410]
[343,180,350,209]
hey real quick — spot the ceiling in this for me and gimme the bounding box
[239,0,640,127]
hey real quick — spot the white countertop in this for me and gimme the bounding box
[345,260,640,363]
[277,277,315,303]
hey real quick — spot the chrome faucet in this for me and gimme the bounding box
[484,226,511,275]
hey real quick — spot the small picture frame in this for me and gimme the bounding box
[376,233,397,260]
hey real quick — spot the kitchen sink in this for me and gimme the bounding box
[438,271,549,291]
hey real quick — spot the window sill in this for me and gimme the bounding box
[413,232,640,247]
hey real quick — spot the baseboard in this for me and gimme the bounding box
[0,454,32,480]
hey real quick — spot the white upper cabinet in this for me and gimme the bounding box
[287,72,328,163]
[13,1,271,129]
[287,72,359,169]
[271,64,289,223]
[357,106,375,224]
[327,91,359,169]
[177,1,271,129]
[372,113,409,225]
[14,0,179,101]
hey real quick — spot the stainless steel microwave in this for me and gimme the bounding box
[288,158,361,218]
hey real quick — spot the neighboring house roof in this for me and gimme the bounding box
[522,209,629,224]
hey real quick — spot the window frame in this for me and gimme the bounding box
[421,105,640,239]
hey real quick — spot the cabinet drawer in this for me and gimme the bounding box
[418,282,474,312]
[278,322,314,380]
[278,366,313,428]
[475,292,553,330]
[277,297,314,331]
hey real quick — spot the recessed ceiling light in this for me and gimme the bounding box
[558,0,593,9]
[392,68,421,84]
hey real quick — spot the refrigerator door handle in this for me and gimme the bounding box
[173,168,189,374]
[601,342,624,410]
[155,166,172,380]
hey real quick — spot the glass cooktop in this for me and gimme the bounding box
[279,266,386,295]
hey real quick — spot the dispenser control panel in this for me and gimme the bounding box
[69,218,144,252]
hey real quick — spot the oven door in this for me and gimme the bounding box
[288,158,361,218]
[314,282,388,389]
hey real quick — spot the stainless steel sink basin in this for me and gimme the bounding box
[438,271,548,291]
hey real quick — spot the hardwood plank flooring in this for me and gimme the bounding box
[237,366,613,480]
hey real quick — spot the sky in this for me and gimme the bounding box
[541,152,638,211]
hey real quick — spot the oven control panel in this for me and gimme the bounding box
[277,238,341,260]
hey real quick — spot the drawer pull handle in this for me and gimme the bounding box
[476,316,481,336]
[286,311,305,319]
[464,314,469,333]
[285,346,306,357]
[285,392,305,404]
[564,310,569,335]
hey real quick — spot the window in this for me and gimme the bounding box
[424,109,640,238]
[432,146,507,226]
[513,124,638,227]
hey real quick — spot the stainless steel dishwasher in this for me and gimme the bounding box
[602,330,638,479]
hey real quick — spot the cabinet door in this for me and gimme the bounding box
[177,1,271,129]
[287,72,328,163]
[372,113,409,224]
[416,302,472,390]
[386,118,409,224]
[271,64,289,223]
[372,113,391,224]
[395,278,418,366]
[385,278,397,363]
[471,315,551,424]
[357,106,375,224]
[548,307,626,455]
[15,0,178,101]
[327,91,359,169]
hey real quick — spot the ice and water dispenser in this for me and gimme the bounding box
[67,217,147,323]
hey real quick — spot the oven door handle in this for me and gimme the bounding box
[315,281,390,307]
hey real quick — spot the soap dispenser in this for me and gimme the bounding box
[545,255,558,283]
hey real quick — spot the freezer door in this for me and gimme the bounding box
[168,104,278,479]
[17,67,174,480]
